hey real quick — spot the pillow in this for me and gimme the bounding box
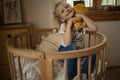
[36,32,62,52]
[36,32,63,71]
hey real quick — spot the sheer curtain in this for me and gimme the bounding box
[66,0,93,7]
[117,0,120,5]
[101,0,117,5]
[49,0,65,28]
[66,0,79,6]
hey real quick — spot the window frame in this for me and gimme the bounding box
[66,0,120,21]
[95,0,120,10]
[83,0,120,21]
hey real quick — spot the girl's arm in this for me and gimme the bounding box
[76,14,98,32]
[62,18,73,46]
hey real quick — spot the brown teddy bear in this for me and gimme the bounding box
[72,4,88,31]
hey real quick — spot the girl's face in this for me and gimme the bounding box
[55,3,74,22]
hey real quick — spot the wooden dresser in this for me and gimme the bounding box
[0,23,32,80]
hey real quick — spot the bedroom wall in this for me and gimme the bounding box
[21,0,50,28]
[96,21,120,67]
[21,0,120,67]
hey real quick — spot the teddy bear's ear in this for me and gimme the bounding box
[73,4,88,15]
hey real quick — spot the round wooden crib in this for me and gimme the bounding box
[6,28,107,80]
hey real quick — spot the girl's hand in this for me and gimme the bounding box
[75,13,85,18]
[75,13,98,32]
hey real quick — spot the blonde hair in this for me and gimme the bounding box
[54,2,70,23]
[54,2,63,18]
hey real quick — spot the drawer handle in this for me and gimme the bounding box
[7,34,12,38]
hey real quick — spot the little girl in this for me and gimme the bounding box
[54,2,98,80]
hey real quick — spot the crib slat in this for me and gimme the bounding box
[39,59,47,80]
[103,47,107,79]
[46,59,54,80]
[88,55,92,80]
[16,56,23,80]
[8,52,14,80]
[94,34,97,46]
[19,37,23,48]
[101,47,106,79]
[101,49,104,73]
[64,59,68,80]
[95,52,99,80]
[88,34,91,47]
[26,34,30,49]
[99,49,104,80]
[11,53,17,80]
[77,58,81,80]
[16,38,21,48]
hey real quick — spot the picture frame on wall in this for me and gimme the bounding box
[2,0,22,24]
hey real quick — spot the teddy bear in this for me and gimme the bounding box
[72,4,88,31]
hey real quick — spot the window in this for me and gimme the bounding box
[66,0,120,10]
[66,0,120,21]
[101,0,120,6]
[98,0,120,10]
[66,0,93,7]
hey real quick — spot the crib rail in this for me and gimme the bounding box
[6,28,107,80]
[6,29,56,80]
[45,32,107,80]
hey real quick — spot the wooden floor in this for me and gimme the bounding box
[105,66,120,80]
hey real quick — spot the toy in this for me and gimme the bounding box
[72,4,88,31]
